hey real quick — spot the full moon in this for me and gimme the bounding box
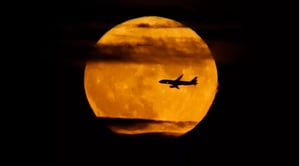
[84,16,218,137]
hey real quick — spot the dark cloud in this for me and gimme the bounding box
[56,37,245,69]
[92,38,213,65]
[135,23,185,28]
[136,23,151,28]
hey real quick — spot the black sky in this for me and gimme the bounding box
[52,0,298,165]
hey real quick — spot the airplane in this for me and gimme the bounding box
[158,74,197,89]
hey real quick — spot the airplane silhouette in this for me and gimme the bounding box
[159,74,197,89]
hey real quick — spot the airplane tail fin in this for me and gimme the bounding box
[191,77,197,85]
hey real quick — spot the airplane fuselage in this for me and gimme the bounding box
[159,80,195,85]
[159,74,197,89]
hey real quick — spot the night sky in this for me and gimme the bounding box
[51,0,298,165]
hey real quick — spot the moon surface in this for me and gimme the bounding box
[84,16,218,137]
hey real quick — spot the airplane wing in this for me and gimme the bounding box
[175,74,183,81]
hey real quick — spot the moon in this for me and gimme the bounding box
[84,16,218,137]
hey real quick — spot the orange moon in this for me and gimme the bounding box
[84,16,218,137]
